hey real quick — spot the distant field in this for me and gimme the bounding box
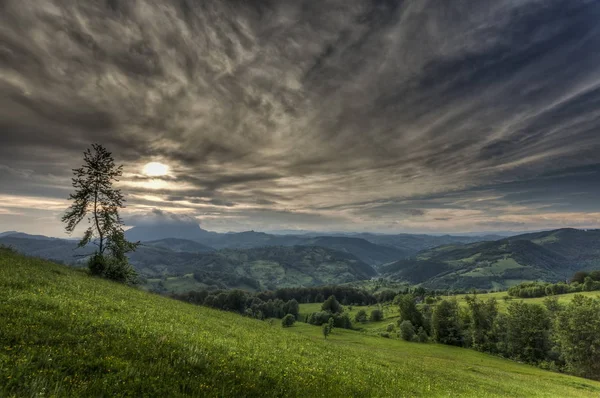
[452,290,600,311]
[299,302,401,334]
[2,250,600,397]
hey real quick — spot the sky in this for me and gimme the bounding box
[2,0,600,237]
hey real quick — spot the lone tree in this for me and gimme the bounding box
[62,144,139,283]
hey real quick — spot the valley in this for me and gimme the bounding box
[3,228,600,293]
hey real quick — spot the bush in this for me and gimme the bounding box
[380,332,390,338]
[308,311,332,326]
[281,314,296,328]
[322,295,342,314]
[386,323,395,333]
[354,309,368,323]
[88,254,137,284]
[88,253,107,276]
[334,313,353,329]
[399,320,415,341]
[416,327,429,343]
[369,309,384,322]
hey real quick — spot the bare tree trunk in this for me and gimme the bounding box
[93,179,104,254]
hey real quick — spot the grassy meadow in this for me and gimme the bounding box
[2,249,600,397]
[452,290,600,311]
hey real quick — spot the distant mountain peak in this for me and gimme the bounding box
[125,222,216,242]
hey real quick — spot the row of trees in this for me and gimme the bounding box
[256,286,378,305]
[397,293,600,380]
[172,289,300,321]
[508,270,600,298]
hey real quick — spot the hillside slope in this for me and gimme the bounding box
[299,236,408,268]
[507,228,600,268]
[381,228,600,290]
[2,249,600,397]
[381,239,573,290]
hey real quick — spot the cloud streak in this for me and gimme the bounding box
[2,0,600,234]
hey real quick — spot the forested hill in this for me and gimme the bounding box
[381,229,600,290]
[124,223,497,266]
[0,234,376,291]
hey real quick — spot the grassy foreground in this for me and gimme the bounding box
[2,250,600,397]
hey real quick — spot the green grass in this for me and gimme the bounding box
[462,257,523,277]
[451,290,600,312]
[2,250,600,397]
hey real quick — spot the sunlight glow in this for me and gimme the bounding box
[142,162,169,177]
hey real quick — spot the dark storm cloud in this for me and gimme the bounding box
[2,0,600,234]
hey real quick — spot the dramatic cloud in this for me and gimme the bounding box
[2,0,600,235]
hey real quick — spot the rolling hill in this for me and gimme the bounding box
[144,238,216,253]
[2,249,600,397]
[349,232,504,253]
[0,230,408,271]
[5,228,599,292]
[136,245,378,292]
[381,229,600,290]
[124,223,493,266]
[507,228,600,268]
[0,234,376,291]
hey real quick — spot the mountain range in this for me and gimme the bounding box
[381,228,600,290]
[2,227,599,292]
[124,222,497,264]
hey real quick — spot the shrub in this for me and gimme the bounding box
[88,254,137,284]
[386,323,395,333]
[354,309,368,323]
[369,309,383,322]
[103,257,138,284]
[399,320,415,341]
[281,314,296,328]
[322,295,342,314]
[308,311,332,326]
[88,253,107,276]
[416,327,429,343]
[334,313,353,329]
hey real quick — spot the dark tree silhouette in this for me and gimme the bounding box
[62,144,139,282]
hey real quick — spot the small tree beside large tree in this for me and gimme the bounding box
[62,144,139,283]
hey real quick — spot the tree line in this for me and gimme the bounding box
[507,270,600,298]
[172,289,300,320]
[255,286,378,305]
[394,293,600,381]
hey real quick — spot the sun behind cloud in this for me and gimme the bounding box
[142,162,169,177]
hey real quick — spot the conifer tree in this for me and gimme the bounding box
[62,144,139,283]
